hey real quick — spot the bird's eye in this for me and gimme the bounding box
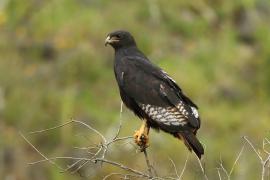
[115,34,121,39]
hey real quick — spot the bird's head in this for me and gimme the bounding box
[105,30,136,49]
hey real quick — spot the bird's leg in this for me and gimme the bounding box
[134,120,150,151]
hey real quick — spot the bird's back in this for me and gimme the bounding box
[106,30,204,158]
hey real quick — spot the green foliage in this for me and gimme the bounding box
[0,0,270,179]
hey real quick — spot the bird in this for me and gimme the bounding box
[105,30,204,158]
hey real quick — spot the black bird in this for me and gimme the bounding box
[105,30,204,158]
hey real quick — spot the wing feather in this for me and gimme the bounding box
[114,55,200,130]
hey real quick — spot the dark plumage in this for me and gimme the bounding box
[105,30,204,158]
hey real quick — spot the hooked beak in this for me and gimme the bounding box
[105,36,119,46]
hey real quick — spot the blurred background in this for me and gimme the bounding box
[0,0,270,179]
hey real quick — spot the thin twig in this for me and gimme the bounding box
[22,115,194,179]
[229,143,246,176]
[23,130,154,179]
[219,157,229,179]
[30,119,107,144]
[196,155,208,180]
[19,132,63,170]
[169,157,179,179]
[107,136,133,146]
[143,149,154,177]
[217,168,222,180]
[29,121,74,134]
[243,136,269,180]
[28,156,91,165]
[95,158,151,178]
[179,154,189,179]
[113,101,123,141]
[103,101,124,159]
[263,138,270,154]
[28,155,151,178]
[243,136,262,161]
[71,160,89,174]
[103,173,122,180]
[62,159,83,173]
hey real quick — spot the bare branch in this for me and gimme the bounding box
[229,143,246,176]
[169,157,179,179]
[103,173,122,180]
[22,122,270,180]
[196,155,208,180]
[243,136,270,180]
[62,159,83,173]
[243,136,263,161]
[179,154,189,180]
[94,158,151,178]
[22,117,156,179]
[19,132,63,170]
[28,156,92,165]
[29,121,74,134]
[102,101,124,159]
[217,168,222,180]
[29,119,107,144]
[112,101,124,141]
[27,155,151,178]
[143,149,154,177]
[219,157,229,179]
[263,138,270,155]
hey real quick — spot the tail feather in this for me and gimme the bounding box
[178,132,204,159]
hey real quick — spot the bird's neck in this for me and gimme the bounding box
[114,46,141,58]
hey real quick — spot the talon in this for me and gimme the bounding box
[133,126,149,151]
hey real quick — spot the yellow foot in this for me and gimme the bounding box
[133,129,149,151]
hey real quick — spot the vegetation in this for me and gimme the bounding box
[0,0,270,179]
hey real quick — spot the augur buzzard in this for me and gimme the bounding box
[105,30,204,158]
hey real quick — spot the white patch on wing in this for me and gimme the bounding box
[139,104,187,126]
[176,102,189,117]
[161,70,177,83]
[191,106,199,118]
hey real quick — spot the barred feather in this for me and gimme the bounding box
[139,103,188,126]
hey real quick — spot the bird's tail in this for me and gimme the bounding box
[177,131,204,159]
